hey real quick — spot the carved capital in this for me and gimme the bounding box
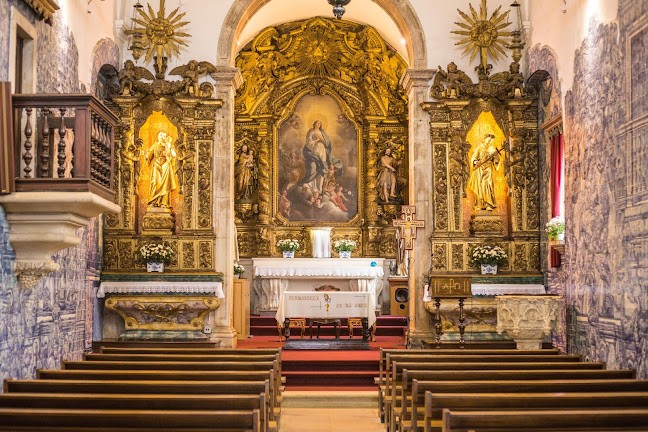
[400,68,435,96]
[211,67,244,91]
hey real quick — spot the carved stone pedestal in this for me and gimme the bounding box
[470,210,504,236]
[496,295,563,350]
[142,206,175,235]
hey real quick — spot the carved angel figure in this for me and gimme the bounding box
[170,60,217,96]
[490,62,525,98]
[118,60,154,95]
[121,138,143,187]
[431,62,473,98]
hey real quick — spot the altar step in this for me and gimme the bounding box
[282,353,380,389]
[250,315,408,338]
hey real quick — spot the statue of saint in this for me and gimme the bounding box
[377,147,400,203]
[146,132,179,208]
[467,134,501,211]
[235,144,257,200]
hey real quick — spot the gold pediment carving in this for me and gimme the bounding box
[24,0,59,24]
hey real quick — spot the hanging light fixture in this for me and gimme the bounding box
[328,0,350,19]
[508,0,525,63]
[128,0,146,61]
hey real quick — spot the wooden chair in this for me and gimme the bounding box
[310,318,342,339]
[348,318,376,341]
[277,318,306,342]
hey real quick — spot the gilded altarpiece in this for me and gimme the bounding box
[234,18,409,258]
[102,64,223,272]
[423,92,541,275]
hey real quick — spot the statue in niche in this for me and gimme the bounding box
[377,147,401,203]
[118,60,154,96]
[235,144,257,200]
[147,132,179,208]
[467,134,503,211]
[121,138,143,187]
[174,137,194,195]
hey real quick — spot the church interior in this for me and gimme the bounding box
[0,0,647,430]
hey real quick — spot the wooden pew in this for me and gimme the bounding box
[0,407,261,432]
[441,408,648,432]
[63,360,276,371]
[83,353,279,363]
[409,380,648,432]
[396,370,638,432]
[0,393,270,432]
[99,347,280,355]
[383,360,607,428]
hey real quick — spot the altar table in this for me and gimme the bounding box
[253,258,384,313]
[276,291,376,341]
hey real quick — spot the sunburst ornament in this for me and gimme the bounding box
[452,0,512,73]
[125,0,191,76]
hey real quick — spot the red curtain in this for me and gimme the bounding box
[549,133,564,267]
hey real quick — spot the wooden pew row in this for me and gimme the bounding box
[441,408,648,432]
[0,408,262,432]
[99,347,280,355]
[0,393,268,432]
[378,348,560,386]
[378,351,568,419]
[36,369,281,423]
[395,370,638,432]
[422,391,648,430]
[410,380,648,432]
[383,360,607,428]
[4,380,275,431]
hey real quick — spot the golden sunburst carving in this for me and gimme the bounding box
[452,0,512,72]
[126,0,191,73]
[294,26,344,77]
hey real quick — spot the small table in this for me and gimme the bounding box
[276,291,376,342]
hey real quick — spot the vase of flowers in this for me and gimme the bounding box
[334,239,356,258]
[277,239,300,258]
[234,263,244,279]
[470,244,508,275]
[137,243,173,273]
[546,216,565,241]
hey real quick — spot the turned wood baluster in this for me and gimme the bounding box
[57,108,67,178]
[38,109,50,177]
[458,297,466,349]
[22,108,33,178]
[434,297,443,348]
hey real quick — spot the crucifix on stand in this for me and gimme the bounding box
[392,206,425,348]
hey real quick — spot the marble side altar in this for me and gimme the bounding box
[423,275,546,343]
[99,273,224,340]
[252,258,384,314]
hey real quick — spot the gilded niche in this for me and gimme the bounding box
[234,17,409,257]
[102,59,222,273]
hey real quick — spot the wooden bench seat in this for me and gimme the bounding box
[63,360,276,371]
[0,407,261,432]
[83,353,279,363]
[0,393,271,432]
[99,347,280,355]
[441,408,648,432]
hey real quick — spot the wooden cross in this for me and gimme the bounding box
[392,206,425,250]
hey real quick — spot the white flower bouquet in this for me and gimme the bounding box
[234,263,245,275]
[469,245,508,266]
[277,239,300,252]
[333,239,357,252]
[546,216,565,240]
[137,243,174,264]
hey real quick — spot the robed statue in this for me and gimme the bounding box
[467,133,501,211]
[234,144,257,200]
[147,131,179,208]
[377,147,401,203]
[300,120,342,194]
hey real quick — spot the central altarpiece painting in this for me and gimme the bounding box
[234,17,409,258]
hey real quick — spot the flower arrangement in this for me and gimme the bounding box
[234,263,244,275]
[546,216,565,240]
[333,239,357,252]
[277,239,300,252]
[137,243,174,264]
[469,245,508,266]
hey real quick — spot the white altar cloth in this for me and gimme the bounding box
[97,281,224,298]
[471,284,545,296]
[254,258,384,278]
[276,291,376,327]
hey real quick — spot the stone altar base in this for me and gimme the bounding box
[283,339,371,350]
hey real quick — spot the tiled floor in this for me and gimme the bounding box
[279,408,384,432]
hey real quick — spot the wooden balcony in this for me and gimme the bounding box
[11,93,119,201]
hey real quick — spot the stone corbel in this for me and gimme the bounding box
[0,191,120,289]
[23,0,60,24]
